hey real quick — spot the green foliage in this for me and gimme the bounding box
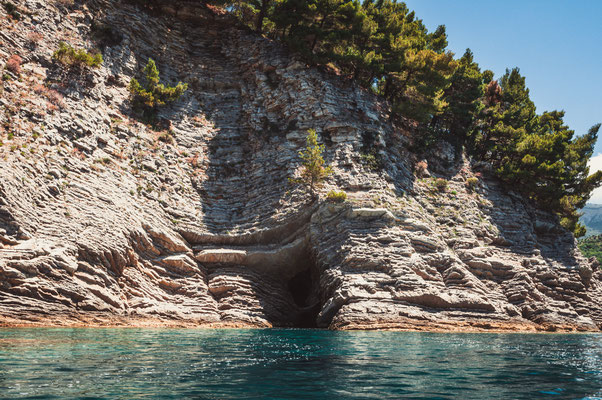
[578,235,602,260]
[129,58,188,112]
[465,177,479,191]
[468,67,602,236]
[361,152,382,171]
[360,130,383,171]
[435,178,448,192]
[434,49,484,142]
[222,0,457,124]
[291,129,332,196]
[384,49,457,124]
[52,42,103,69]
[326,190,347,203]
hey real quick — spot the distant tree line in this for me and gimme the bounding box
[129,0,602,236]
[578,235,602,260]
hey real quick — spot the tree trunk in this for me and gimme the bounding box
[255,0,270,33]
[310,15,328,55]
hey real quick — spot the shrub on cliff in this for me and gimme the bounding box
[157,130,175,144]
[361,152,382,172]
[5,54,21,75]
[290,129,332,197]
[466,177,478,191]
[414,160,429,177]
[52,42,103,69]
[326,190,347,203]
[129,58,187,117]
[435,178,448,192]
[26,31,43,48]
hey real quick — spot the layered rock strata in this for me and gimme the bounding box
[1,0,601,331]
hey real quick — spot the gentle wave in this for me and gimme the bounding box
[0,328,601,399]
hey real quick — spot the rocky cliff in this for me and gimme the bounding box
[1,0,601,331]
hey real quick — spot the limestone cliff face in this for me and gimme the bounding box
[1,0,601,331]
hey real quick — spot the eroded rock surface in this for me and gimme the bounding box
[1,0,601,331]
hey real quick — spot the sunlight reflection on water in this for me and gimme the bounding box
[0,328,601,399]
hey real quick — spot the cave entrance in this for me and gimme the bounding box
[287,266,320,328]
[289,269,312,307]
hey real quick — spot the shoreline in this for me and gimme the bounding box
[1,316,599,333]
[0,316,267,330]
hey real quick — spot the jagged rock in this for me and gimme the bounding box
[0,0,601,332]
[590,256,600,271]
[579,264,593,282]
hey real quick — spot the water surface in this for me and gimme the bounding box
[0,328,601,399]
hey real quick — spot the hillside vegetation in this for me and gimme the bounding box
[137,0,601,236]
[579,235,602,260]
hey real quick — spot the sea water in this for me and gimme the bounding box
[0,328,601,399]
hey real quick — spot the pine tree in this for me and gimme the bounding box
[129,58,188,115]
[436,49,483,142]
[470,68,534,162]
[292,129,332,196]
[469,68,602,236]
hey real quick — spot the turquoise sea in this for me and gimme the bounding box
[0,328,601,399]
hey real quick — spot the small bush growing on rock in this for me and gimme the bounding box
[435,178,448,192]
[33,84,65,111]
[466,177,479,191]
[52,42,103,69]
[414,160,428,177]
[33,84,46,94]
[26,31,43,47]
[5,54,22,75]
[129,58,187,113]
[290,129,332,197]
[326,190,347,203]
[361,152,383,171]
[46,89,65,108]
[157,130,175,144]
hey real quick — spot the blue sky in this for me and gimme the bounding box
[404,0,602,147]
[402,0,602,201]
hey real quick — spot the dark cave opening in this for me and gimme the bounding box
[288,268,312,307]
[287,268,321,328]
